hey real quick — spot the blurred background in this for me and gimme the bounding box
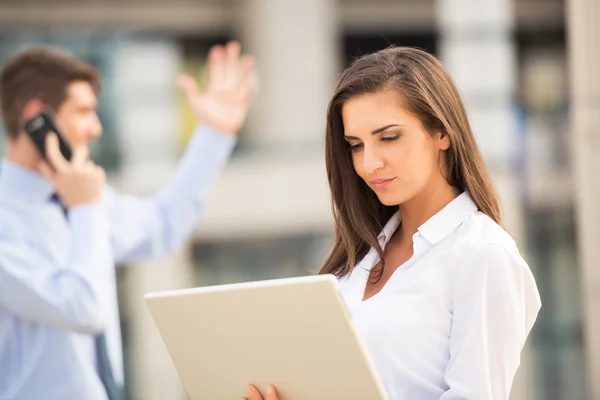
[0,0,598,399]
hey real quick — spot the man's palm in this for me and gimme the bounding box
[178,41,255,135]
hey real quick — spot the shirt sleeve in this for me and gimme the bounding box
[0,205,113,334]
[440,243,542,400]
[107,124,235,264]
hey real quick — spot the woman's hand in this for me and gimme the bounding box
[243,384,278,400]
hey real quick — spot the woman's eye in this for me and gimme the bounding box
[381,135,400,143]
[349,143,363,152]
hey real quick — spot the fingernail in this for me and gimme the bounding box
[267,386,275,395]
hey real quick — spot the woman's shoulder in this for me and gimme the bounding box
[464,211,517,247]
[448,213,541,317]
[446,211,531,276]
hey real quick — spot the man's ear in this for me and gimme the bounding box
[21,99,45,121]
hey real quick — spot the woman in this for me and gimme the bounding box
[246,46,541,400]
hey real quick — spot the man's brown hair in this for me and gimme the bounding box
[0,47,101,139]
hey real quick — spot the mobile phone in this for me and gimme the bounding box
[22,110,72,161]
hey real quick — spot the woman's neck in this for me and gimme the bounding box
[397,182,460,243]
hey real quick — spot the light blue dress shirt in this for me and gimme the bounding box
[0,124,235,400]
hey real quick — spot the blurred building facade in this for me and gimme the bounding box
[0,0,589,399]
[567,0,600,398]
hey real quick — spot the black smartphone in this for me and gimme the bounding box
[22,110,72,161]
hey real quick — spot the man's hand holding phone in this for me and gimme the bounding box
[39,133,106,209]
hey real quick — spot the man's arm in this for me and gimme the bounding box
[107,124,235,263]
[0,205,113,333]
[0,129,114,332]
[107,41,255,263]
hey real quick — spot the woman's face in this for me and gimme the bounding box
[341,90,450,207]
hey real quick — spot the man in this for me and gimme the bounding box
[0,42,254,399]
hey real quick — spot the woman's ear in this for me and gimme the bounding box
[436,131,451,151]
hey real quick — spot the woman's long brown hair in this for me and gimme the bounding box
[320,46,502,280]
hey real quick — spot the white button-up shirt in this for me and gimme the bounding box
[338,192,541,400]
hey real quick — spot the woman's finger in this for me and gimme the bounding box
[266,385,278,400]
[246,385,264,400]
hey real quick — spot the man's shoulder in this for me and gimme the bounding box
[0,205,32,244]
[0,189,45,242]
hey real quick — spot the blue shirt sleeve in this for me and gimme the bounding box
[106,124,236,263]
[0,205,113,334]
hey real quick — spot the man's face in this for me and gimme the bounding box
[55,81,103,151]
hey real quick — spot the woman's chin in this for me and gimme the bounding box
[375,192,406,207]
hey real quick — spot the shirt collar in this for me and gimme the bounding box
[378,211,401,246]
[0,158,55,202]
[377,191,479,247]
